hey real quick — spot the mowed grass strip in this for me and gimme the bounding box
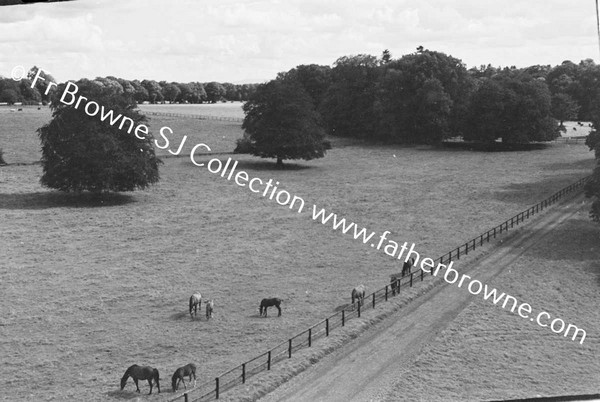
[0,108,596,400]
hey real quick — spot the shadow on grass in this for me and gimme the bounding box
[106,389,156,399]
[440,141,550,152]
[233,159,313,172]
[186,155,315,171]
[333,304,351,312]
[0,191,135,210]
[170,311,192,321]
[507,213,600,263]
[485,173,592,205]
[542,158,595,172]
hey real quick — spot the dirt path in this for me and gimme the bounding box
[259,193,589,402]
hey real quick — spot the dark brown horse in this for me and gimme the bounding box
[259,298,282,317]
[120,364,160,394]
[171,363,196,392]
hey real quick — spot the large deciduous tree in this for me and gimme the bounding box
[38,78,162,194]
[376,48,475,144]
[27,66,56,103]
[319,54,380,139]
[463,73,559,143]
[551,93,580,127]
[204,82,226,103]
[236,78,329,167]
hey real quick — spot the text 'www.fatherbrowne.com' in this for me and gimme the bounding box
[311,205,587,344]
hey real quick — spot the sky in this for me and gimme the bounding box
[1,0,599,84]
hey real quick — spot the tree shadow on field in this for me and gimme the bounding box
[542,158,595,172]
[0,191,134,210]
[234,159,313,171]
[485,174,593,205]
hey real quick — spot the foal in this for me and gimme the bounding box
[205,299,214,320]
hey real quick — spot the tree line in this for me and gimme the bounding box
[0,67,259,105]
[241,48,600,148]
[235,48,600,168]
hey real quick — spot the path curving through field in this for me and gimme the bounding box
[259,193,595,402]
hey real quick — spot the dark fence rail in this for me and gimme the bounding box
[145,111,243,123]
[170,175,591,401]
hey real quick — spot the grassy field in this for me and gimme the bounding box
[0,107,596,401]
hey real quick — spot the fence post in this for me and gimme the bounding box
[308,328,312,347]
[267,351,271,370]
[342,310,345,327]
[242,363,246,384]
[494,227,496,238]
[185,393,189,402]
[357,301,361,317]
[410,272,413,287]
[385,285,388,301]
[372,292,376,309]
[465,242,469,255]
[421,269,424,281]
[216,377,219,400]
[480,235,483,246]
[326,318,329,336]
[487,231,490,242]
[457,247,460,259]
[288,339,292,358]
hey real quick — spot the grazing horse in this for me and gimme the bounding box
[205,300,214,320]
[351,285,366,307]
[259,298,282,317]
[120,364,160,394]
[401,257,415,277]
[171,363,196,392]
[189,293,202,318]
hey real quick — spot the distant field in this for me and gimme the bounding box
[560,120,593,137]
[138,102,245,119]
[0,108,596,401]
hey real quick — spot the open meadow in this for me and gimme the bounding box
[0,106,596,401]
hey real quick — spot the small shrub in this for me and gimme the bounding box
[233,135,255,154]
